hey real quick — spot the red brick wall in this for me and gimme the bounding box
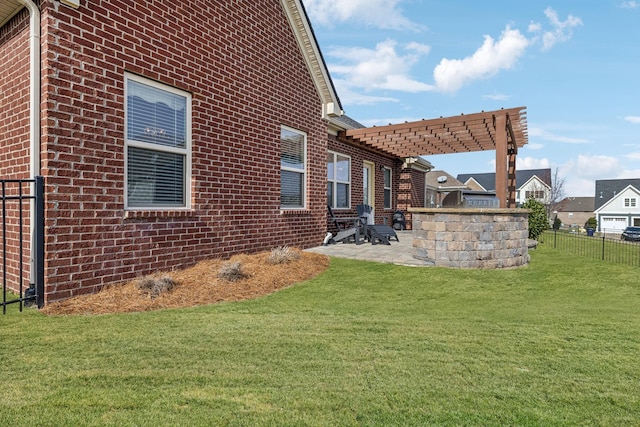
[397,168,426,229]
[327,135,397,230]
[0,8,31,179]
[38,0,329,302]
[0,9,33,293]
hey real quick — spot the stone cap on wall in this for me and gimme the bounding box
[408,207,530,214]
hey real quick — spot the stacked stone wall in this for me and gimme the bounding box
[411,208,529,268]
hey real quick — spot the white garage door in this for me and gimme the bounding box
[601,217,627,232]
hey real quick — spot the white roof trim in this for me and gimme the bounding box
[403,157,433,172]
[519,175,551,191]
[594,185,640,214]
[464,177,487,192]
[280,0,342,120]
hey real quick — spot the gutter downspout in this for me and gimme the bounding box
[18,0,40,179]
[17,0,41,287]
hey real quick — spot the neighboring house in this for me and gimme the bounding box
[594,179,640,232]
[554,197,595,229]
[424,170,467,208]
[457,169,552,206]
[1,0,529,304]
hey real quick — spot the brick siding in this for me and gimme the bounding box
[328,135,398,231]
[0,9,33,293]
[27,0,328,302]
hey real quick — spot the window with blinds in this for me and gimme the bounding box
[125,74,191,209]
[280,126,306,209]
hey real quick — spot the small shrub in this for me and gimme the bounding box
[585,217,597,229]
[135,275,177,299]
[553,217,562,230]
[267,246,301,265]
[522,198,548,240]
[217,261,249,282]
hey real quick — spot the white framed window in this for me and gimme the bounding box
[525,190,545,199]
[383,167,392,209]
[327,151,350,209]
[624,198,637,208]
[125,73,191,209]
[280,126,307,209]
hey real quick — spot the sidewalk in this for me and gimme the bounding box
[305,231,432,267]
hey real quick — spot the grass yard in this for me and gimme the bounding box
[541,229,640,266]
[1,244,639,426]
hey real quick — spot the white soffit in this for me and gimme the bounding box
[0,0,24,27]
[280,0,342,119]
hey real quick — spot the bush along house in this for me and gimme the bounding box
[1,0,529,305]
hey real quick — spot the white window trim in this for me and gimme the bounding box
[327,150,351,209]
[383,167,392,209]
[280,125,307,209]
[124,72,192,210]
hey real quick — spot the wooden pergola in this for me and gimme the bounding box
[338,106,528,208]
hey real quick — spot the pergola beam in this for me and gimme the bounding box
[338,107,528,208]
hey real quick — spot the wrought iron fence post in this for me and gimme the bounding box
[554,229,557,248]
[601,235,605,261]
[34,176,45,308]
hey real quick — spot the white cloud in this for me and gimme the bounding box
[358,116,423,127]
[331,82,400,106]
[303,0,425,31]
[564,154,621,179]
[624,116,640,123]
[528,126,589,144]
[516,156,550,170]
[524,143,544,150]
[529,7,583,51]
[527,22,542,33]
[621,1,639,9]
[562,177,596,197]
[482,93,510,101]
[327,39,434,95]
[405,42,431,54]
[558,154,640,196]
[560,155,621,196]
[615,168,640,178]
[432,26,530,93]
[625,152,640,160]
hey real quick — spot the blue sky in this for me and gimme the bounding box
[303,0,640,197]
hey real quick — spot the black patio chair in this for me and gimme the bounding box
[326,205,366,245]
[356,204,399,245]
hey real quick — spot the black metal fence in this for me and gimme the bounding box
[540,229,640,267]
[1,177,44,313]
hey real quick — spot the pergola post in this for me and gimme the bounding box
[507,146,517,207]
[494,114,508,208]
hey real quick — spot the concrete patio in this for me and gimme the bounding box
[305,231,432,267]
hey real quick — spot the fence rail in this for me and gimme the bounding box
[540,229,640,267]
[1,177,44,313]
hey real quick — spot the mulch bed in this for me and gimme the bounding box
[42,249,330,316]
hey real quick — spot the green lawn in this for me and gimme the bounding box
[541,229,640,266]
[1,245,639,426]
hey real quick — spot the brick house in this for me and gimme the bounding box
[554,196,595,230]
[1,0,412,303]
[1,0,529,305]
